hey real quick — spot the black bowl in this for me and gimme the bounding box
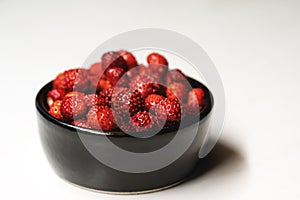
[35,78,213,194]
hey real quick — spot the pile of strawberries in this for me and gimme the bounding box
[47,50,206,132]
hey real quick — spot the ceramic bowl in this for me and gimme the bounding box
[35,78,213,194]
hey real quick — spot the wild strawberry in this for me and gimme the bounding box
[89,62,104,76]
[48,100,63,120]
[64,91,85,98]
[186,88,205,116]
[87,106,117,131]
[105,67,128,86]
[111,88,145,118]
[129,74,163,98]
[192,88,205,105]
[155,98,182,122]
[118,123,134,133]
[64,68,89,92]
[147,52,168,66]
[88,75,102,92]
[148,64,168,77]
[137,65,165,83]
[166,82,188,103]
[72,119,91,129]
[138,64,148,75]
[89,73,112,91]
[129,110,166,134]
[54,68,89,92]
[84,94,101,108]
[119,50,138,69]
[53,73,67,90]
[86,106,98,128]
[99,79,112,90]
[47,88,66,106]
[126,65,140,79]
[125,64,149,80]
[165,69,188,85]
[131,111,154,132]
[119,113,164,134]
[60,96,87,121]
[98,88,112,107]
[101,51,127,70]
[128,90,145,115]
[117,75,130,88]
[145,94,165,110]
[110,88,144,133]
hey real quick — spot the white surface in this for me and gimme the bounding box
[0,0,299,199]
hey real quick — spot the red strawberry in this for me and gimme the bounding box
[64,68,89,92]
[155,98,182,122]
[119,111,164,134]
[138,64,148,75]
[126,64,152,80]
[105,67,128,86]
[99,79,112,90]
[129,111,165,136]
[87,106,117,131]
[47,88,66,106]
[137,65,165,83]
[111,88,145,133]
[119,50,138,69]
[111,88,145,117]
[147,52,168,66]
[131,111,154,132]
[129,74,163,98]
[186,88,205,116]
[128,89,145,115]
[192,88,205,105]
[117,76,130,88]
[89,62,104,76]
[145,94,165,110]
[48,100,63,120]
[89,73,112,91]
[165,69,187,85]
[118,123,134,133]
[64,91,85,98]
[148,64,168,76]
[98,88,112,107]
[60,96,87,121]
[53,73,67,90]
[126,65,140,79]
[72,119,91,129]
[86,106,98,128]
[166,82,188,103]
[88,75,101,92]
[84,94,101,108]
[54,68,89,92]
[101,51,127,70]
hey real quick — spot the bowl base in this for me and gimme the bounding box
[63,177,186,195]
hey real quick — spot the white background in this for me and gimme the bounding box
[0,0,299,199]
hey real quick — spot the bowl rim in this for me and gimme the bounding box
[35,78,214,137]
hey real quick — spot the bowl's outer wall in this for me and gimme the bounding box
[36,79,213,192]
[37,111,211,192]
